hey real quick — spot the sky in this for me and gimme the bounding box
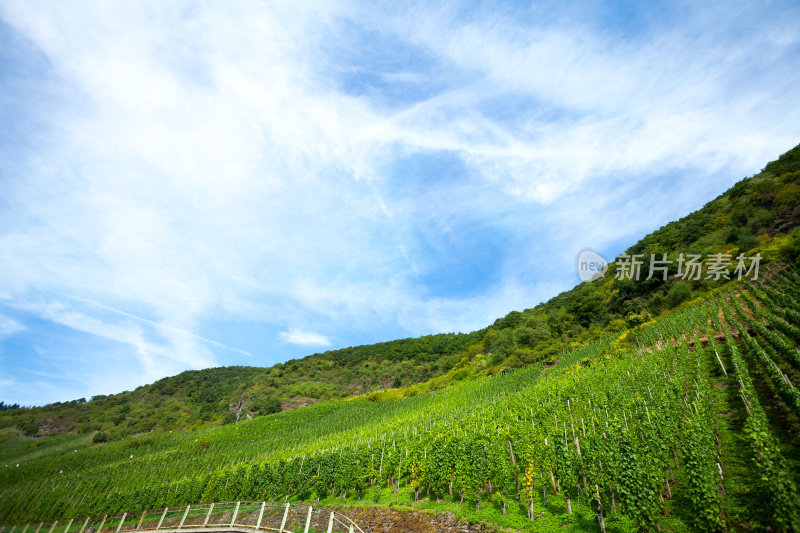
[1,0,800,406]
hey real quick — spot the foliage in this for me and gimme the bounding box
[667,281,692,308]
[3,267,800,532]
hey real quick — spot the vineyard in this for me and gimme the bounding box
[3,266,800,532]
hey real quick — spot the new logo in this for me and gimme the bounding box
[577,250,608,282]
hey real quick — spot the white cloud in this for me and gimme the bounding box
[0,315,26,338]
[11,297,216,376]
[371,5,800,203]
[279,328,331,347]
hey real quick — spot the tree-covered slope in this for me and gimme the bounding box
[0,331,485,438]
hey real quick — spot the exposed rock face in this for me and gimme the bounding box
[329,506,508,533]
[280,396,320,411]
[35,416,71,436]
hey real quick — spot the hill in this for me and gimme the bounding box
[3,143,800,441]
[0,331,486,437]
[1,143,800,531]
[3,262,800,531]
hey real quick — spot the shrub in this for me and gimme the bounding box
[607,318,627,332]
[251,398,282,416]
[19,419,37,436]
[779,230,800,263]
[667,282,692,308]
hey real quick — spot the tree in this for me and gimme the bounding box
[667,282,692,308]
[490,330,515,364]
[515,315,551,347]
[569,295,606,327]
[251,398,282,416]
[493,311,522,330]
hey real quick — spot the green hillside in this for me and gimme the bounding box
[5,144,800,440]
[0,331,486,437]
[3,266,800,531]
[2,145,800,531]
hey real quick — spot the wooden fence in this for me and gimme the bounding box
[0,502,364,533]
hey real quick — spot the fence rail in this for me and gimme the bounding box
[0,502,364,533]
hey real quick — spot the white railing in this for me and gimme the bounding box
[0,501,364,533]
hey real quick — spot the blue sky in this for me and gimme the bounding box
[1,1,800,406]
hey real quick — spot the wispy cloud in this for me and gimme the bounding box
[279,328,331,347]
[10,297,216,374]
[0,315,26,339]
[61,293,253,357]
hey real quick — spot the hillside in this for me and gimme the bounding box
[1,145,800,531]
[0,331,485,438]
[3,144,800,441]
[3,263,800,531]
